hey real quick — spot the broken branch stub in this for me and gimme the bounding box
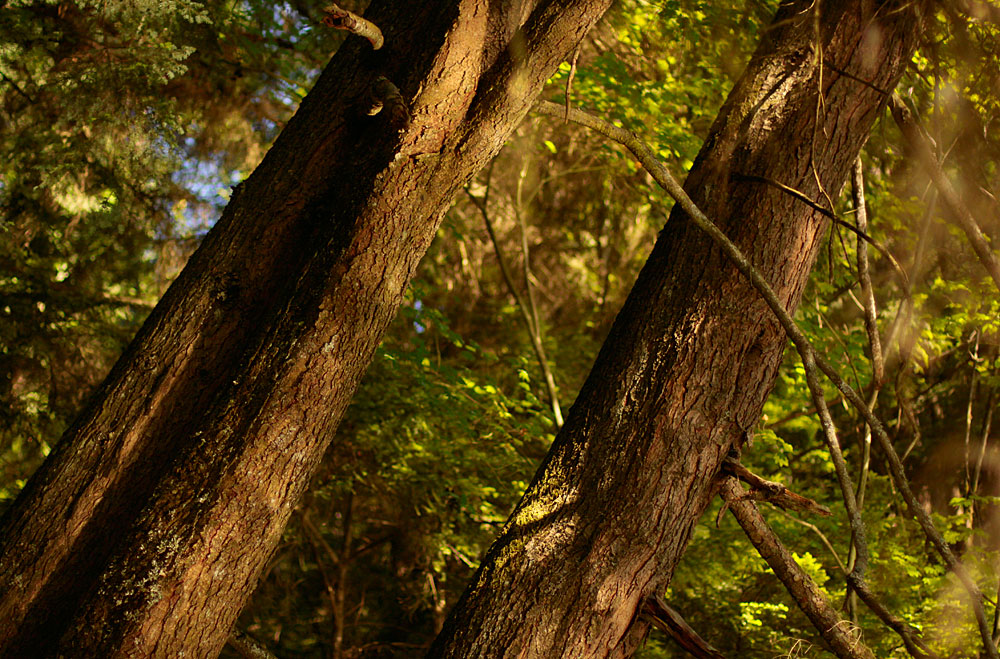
[321,4,384,50]
[368,76,410,129]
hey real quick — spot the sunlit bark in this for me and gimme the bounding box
[0,1,613,655]
[429,1,928,656]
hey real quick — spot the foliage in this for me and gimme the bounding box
[0,0,350,505]
[3,0,1000,657]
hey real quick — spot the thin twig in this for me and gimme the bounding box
[333,494,354,659]
[514,164,563,427]
[464,182,563,427]
[972,382,996,502]
[0,71,36,104]
[853,159,884,389]
[564,47,580,123]
[734,173,909,289]
[774,508,846,573]
[964,334,981,501]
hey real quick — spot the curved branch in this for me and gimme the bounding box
[321,4,384,50]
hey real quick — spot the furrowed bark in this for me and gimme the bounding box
[0,0,613,655]
[544,99,947,659]
[429,1,928,657]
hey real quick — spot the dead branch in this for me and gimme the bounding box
[321,4,384,50]
[721,457,831,517]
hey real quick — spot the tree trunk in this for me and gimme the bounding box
[428,1,928,657]
[0,1,612,656]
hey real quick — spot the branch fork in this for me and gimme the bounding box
[719,457,831,519]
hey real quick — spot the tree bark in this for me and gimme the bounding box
[428,1,928,657]
[0,1,612,656]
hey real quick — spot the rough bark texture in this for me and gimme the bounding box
[428,1,928,657]
[0,0,613,656]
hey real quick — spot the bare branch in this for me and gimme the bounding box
[564,47,580,123]
[321,4,384,50]
[464,176,563,427]
[720,478,875,659]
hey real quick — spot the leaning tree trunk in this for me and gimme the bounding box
[0,1,613,655]
[428,1,928,657]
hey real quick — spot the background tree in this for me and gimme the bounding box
[0,0,339,507]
